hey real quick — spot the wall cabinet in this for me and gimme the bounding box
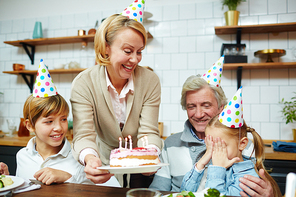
[214,22,296,88]
[0,145,23,175]
[264,159,296,195]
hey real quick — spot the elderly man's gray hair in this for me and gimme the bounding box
[180,75,228,110]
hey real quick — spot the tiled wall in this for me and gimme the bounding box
[0,0,296,140]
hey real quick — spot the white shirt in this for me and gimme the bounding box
[106,67,134,125]
[16,137,93,184]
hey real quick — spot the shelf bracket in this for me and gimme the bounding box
[20,43,35,65]
[236,66,243,89]
[20,73,35,93]
[236,28,242,45]
[235,28,243,89]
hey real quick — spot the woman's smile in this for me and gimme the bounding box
[122,64,134,71]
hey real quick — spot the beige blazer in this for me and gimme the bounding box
[70,65,162,165]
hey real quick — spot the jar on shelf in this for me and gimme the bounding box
[18,118,30,137]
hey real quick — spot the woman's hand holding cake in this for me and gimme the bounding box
[84,155,113,184]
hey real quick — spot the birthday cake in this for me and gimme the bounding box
[109,147,160,167]
[110,135,160,167]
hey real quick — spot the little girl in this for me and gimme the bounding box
[15,59,92,185]
[181,88,281,196]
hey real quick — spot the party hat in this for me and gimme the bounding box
[32,59,58,97]
[120,0,145,23]
[201,56,224,87]
[219,86,243,128]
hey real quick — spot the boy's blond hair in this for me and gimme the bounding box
[23,94,69,128]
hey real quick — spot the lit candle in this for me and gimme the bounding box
[119,137,122,148]
[128,135,132,150]
[125,137,128,149]
[145,135,148,146]
[141,137,145,147]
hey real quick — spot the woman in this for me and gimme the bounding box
[70,14,162,187]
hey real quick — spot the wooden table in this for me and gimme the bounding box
[13,183,173,197]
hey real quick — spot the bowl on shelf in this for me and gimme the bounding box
[13,63,25,71]
[88,28,96,35]
[53,63,66,69]
[254,49,286,62]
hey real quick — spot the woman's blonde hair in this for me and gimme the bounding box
[23,94,69,128]
[95,14,147,66]
[180,75,228,110]
[207,115,282,197]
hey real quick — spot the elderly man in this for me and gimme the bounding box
[150,58,274,197]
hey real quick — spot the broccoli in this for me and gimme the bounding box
[204,188,226,197]
[0,180,3,188]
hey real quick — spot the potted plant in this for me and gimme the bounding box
[280,92,296,142]
[222,0,245,26]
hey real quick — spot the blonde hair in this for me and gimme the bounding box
[95,14,147,66]
[207,115,282,197]
[180,75,227,110]
[23,94,69,128]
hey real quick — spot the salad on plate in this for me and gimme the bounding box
[167,188,226,197]
[0,175,14,188]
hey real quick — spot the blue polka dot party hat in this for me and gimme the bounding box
[219,86,243,128]
[201,56,224,87]
[32,59,58,98]
[120,0,145,23]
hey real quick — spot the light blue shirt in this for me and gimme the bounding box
[189,127,204,143]
[181,158,259,196]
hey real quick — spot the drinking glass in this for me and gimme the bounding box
[6,119,16,137]
[126,188,161,197]
[292,47,296,61]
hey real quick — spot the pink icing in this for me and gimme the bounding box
[110,147,158,159]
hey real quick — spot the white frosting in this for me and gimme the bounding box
[109,147,160,167]
[110,158,160,167]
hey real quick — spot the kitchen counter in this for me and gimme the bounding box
[0,132,72,147]
[0,134,295,160]
[0,134,33,147]
[263,140,296,161]
[264,144,296,161]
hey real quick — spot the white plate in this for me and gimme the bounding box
[97,163,169,174]
[163,193,205,197]
[163,188,223,197]
[163,193,204,197]
[0,176,25,192]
